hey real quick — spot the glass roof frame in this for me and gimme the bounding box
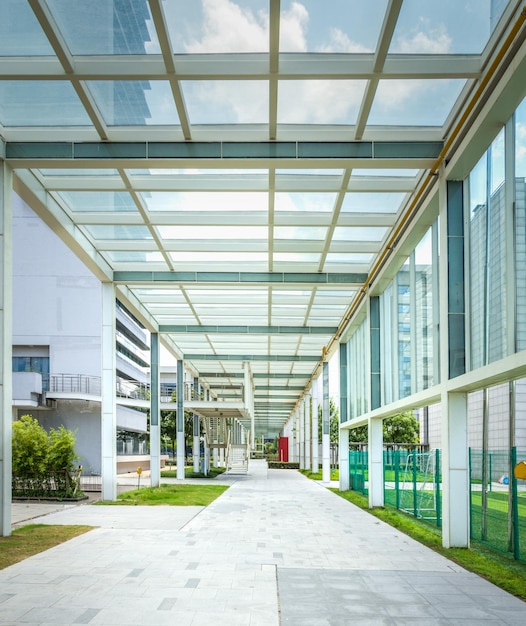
[1,0,524,436]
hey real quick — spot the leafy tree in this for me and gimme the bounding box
[160,389,200,457]
[349,411,420,446]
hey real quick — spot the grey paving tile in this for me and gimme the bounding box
[5,461,526,626]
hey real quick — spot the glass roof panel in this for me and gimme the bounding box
[279,0,388,52]
[44,0,160,54]
[325,253,374,263]
[162,0,269,53]
[39,169,120,177]
[170,252,267,262]
[105,251,165,262]
[57,191,138,212]
[0,81,91,126]
[351,169,420,178]
[0,1,55,55]
[278,80,367,124]
[341,192,406,213]
[368,79,466,126]
[390,0,510,55]
[333,227,388,241]
[275,227,327,240]
[274,192,336,212]
[87,81,179,126]
[182,80,268,124]
[143,191,268,211]
[83,225,153,240]
[157,225,267,240]
[273,253,320,262]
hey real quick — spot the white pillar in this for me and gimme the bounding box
[150,332,160,487]
[244,361,255,449]
[339,428,350,491]
[442,392,469,547]
[322,361,331,483]
[368,418,384,507]
[302,403,305,469]
[0,163,13,536]
[312,378,319,474]
[304,395,311,471]
[193,378,200,473]
[176,360,185,479]
[101,283,117,501]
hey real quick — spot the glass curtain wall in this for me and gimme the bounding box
[468,128,507,368]
[516,98,526,351]
[349,318,368,419]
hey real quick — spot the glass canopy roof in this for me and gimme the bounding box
[0,0,521,436]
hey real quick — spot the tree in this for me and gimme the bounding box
[318,397,339,444]
[349,411,420,446]
[160,389,200,458]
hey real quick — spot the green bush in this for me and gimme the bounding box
[268,461,300,469]
[12,415,81,498]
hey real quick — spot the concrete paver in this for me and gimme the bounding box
[2,460,525,625]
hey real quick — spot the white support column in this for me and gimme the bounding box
[304,394,311,471]
[368,418,384,507]
[442,391,469,547]
[150,332,160,488]
[302,403,305,469]
[322,361,331,484]
[439,168,470,547]
[101,282,117,501]
[176,360,185,479]
[312,378,319,474]
[339,342,349,491]
[244,361,255,450]
[193,377,200,473]
[0,163,13,536]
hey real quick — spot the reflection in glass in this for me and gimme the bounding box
[516,97,526,350]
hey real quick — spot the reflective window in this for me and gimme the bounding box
[516,98,526,350]
[414,227,435,392]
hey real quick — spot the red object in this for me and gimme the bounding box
[278,437,289,462]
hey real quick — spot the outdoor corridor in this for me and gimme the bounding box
[2,461,525,625]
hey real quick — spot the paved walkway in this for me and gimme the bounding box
[2,461,525,625]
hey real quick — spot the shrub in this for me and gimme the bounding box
[268,461,300,469]
[12,415,81,498]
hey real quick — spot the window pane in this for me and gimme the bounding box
[516,98,526,351]
[414,227,434,391]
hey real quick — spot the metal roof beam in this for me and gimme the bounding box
[160,325,337,335]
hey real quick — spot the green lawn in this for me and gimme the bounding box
[0,524,92,570]
[100,483,229,506]
[160,466,226,479]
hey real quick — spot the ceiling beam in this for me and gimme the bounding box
[160,325,337,334]
[184,354,320,362]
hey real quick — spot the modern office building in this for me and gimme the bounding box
[1,1,526,558]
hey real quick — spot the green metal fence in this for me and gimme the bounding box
[469,448,526,562]
[348,446,526,562]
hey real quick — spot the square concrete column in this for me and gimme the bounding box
[193,377,200,473]
[311,378,319,474]
[322,361,331,484]
[441,391,469,547]
[176,359,185,479]
[339,342,349,491]
[0,163,13,536]
[101,282,117,501]
[368,418,384,507]
[304,395,311,471]
[149,332,160,487]
[299,402,305,469]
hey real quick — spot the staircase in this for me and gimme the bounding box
[226,443,249,474]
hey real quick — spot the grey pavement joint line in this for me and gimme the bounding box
[74,608,101,624]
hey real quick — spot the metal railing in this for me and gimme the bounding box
[44,373,101,395]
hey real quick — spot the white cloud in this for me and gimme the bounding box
[394,18,452,54]
[316,28,372,54]
[184,0,268,53]
[279,2,309,52]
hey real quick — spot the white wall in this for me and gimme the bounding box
[12,194,102,376]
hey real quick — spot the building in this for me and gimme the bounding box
[12,193,150,475]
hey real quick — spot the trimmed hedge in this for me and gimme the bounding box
[268,461,300,469]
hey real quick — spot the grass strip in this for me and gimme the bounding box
[99,483,229,506]
[0,524,92,570]
[332,488,526,602]
[160,466,226,479]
